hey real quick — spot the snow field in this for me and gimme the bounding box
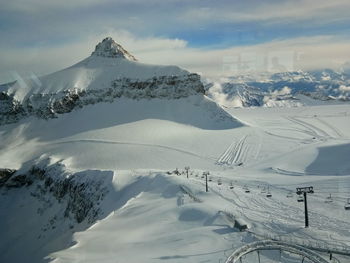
[0,96,349,262]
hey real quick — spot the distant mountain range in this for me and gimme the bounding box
[205,69,350,107]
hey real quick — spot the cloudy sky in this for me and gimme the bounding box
[1,0,350,80]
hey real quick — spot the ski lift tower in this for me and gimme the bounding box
[203,171,210,192]
[296,186,314,228]
[185,166,190,178]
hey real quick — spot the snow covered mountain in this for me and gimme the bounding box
[0,37,212,125]
[206,69,350,107]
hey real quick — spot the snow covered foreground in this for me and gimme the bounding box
[1,101,350,262]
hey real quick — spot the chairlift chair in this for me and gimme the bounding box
[287,191,293,198]
[265,186,272,197]
[297,195,304,202]
[345,198,350,210]
[244,186,250,193]
[229,181,234,189]
[218,178,222,185]
[209,177,212,182]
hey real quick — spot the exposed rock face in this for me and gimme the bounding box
[0,168,16,187]
[111,74,205,99]
[0,73,205,125]
[91,37,137,61]
[0,91,26,123]
[1,161,109,224]
[221,83,264,107]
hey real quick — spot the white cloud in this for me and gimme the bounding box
[0,30,188,81]
[138,35,350,77]
[1,0,109,13]
[179,0,350,25]
[10,0,347,23]
[1,31,350,83]
[106,30,187,52]
[207,82,230,106]
[272,86,292,96]
[339,85,350,92]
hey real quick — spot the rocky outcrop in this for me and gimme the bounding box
[91,37,137,61]
[1,161,109,224]
[0,91,26,123]
[0,73,205,125]
[0,168,16,187]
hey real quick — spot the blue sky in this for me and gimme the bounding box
[1,0,350,79]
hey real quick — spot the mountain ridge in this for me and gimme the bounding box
[206,69,350,107]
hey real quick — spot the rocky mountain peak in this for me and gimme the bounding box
[91,37,137,61]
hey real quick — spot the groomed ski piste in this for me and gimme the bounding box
[1,100,350,263]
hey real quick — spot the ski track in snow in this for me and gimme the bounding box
[1,100,350,263]
[216,134,261,167]
[286,116,331,139]
[271,167,315,176]
[50,105,350,262]
[314,116,343,138]
[193,175,350,249]
[50,139,216,161]
[263,131,303,141]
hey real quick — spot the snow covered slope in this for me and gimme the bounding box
[0,96,243,171]
[1,101,350,263]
